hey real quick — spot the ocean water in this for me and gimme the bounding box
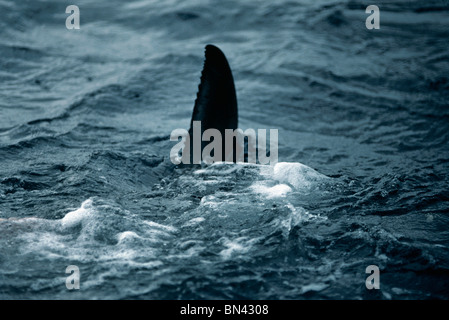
[0,0,449,299]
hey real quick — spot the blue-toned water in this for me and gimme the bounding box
[1,0,449,299]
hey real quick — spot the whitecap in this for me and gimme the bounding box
[60,198,94,229]
[251,183,292,198]
[270,162,327,189]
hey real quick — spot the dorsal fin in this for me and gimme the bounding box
[189,44,238,135]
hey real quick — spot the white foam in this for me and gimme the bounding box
[199,195,221,209]
[60,199,94,229]
[300,283,328,294]
[219,237,259,260]
[182,217,205,227]
[272,162,326,189]
[0,217,43,224]
[143,220,177,233]
[251,183,292,199]
[220,240,247,260]
[281,203,309,231]
[117,231,141,243]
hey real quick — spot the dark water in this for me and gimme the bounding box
[1,0,449,299]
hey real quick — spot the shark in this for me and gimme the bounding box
[171,44,276,165]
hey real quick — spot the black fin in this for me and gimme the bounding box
[189,44,238,135]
